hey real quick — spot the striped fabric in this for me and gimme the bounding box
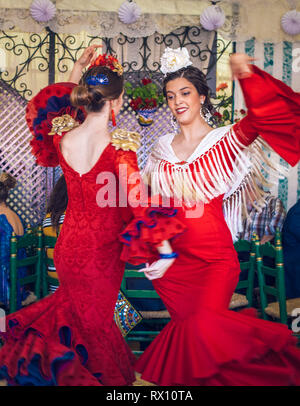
[42,213,65,231]
[234,39,300,211]
[42,212,65,293]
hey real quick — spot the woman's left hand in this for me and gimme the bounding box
[230,53,255,80]
[69,44,102,83]
[138,258,176,280]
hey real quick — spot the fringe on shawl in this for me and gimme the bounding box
[223,137,288,241]
[141,127,289,241]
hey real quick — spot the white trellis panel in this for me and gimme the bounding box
[0,79,47,228]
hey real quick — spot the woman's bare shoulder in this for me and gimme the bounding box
[60,126,81,146]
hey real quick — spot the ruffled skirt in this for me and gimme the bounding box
[135,306,300,386]
[0,288,136,386]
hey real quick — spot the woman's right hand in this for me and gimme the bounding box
[138,258,176,280]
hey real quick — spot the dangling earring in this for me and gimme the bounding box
[170,113,179,132]
[111,109,116,127]
[200,102,212,124]
[200,103,206,121]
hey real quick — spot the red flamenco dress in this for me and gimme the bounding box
[0,83,186,386]
[126,66,300,386]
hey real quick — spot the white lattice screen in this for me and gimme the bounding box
[121,101,173,170]
[0,79,47,228]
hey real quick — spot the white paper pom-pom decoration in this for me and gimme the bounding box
[200,5,225,31]
[118,1,141,25]
[281,10,300,36]
[30,0,56,23]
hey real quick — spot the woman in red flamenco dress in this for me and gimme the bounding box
[124,50,300,386]
[0,49,185,386]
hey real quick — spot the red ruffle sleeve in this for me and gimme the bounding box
[26,82,86,167]
[235,65,300,166]
[115,149,186,265]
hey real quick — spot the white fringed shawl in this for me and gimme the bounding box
[141,125,287,241]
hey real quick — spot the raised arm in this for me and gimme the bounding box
[68,45,102,84]
[230,54,300,166]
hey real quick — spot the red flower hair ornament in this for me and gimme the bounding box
[88,53,124,77]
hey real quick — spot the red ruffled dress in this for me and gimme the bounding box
[126,66,300,386]
[0,83,186,386]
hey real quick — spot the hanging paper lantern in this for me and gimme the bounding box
[30,0,56,23]
[118,1,141,25]
[200,4,225,31]
[281,10,300,36]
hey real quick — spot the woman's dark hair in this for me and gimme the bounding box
[46,175,68,235]
[70,66,124,113]
[163,66,216,125]
[0,173,17,204]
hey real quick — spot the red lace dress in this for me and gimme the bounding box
[127,66,300,386]
[0,84,185,386]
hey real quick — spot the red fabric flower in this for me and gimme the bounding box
[88,53,123,76]
[26,82,86,167]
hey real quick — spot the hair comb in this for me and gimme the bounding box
[86,74,109,86]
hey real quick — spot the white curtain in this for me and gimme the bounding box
[1,0,300,43]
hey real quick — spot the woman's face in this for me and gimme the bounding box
[165,77,205,126]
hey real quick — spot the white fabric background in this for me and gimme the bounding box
[0,0,300,42]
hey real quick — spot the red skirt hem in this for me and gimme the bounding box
[135,307,300,386]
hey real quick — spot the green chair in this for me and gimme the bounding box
[9,226,43,314]
[42,235,59,297]
[120,268,170,355]
[255,230,300,326]
[229,236,256,310]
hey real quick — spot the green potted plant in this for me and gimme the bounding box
[125,78,164,126]
[213,82,233,126]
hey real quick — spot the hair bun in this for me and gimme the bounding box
[70,84,93,107]
[0,172,17,190]
[71,66,123,114]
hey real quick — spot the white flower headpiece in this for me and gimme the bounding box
[160,47,193,76]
